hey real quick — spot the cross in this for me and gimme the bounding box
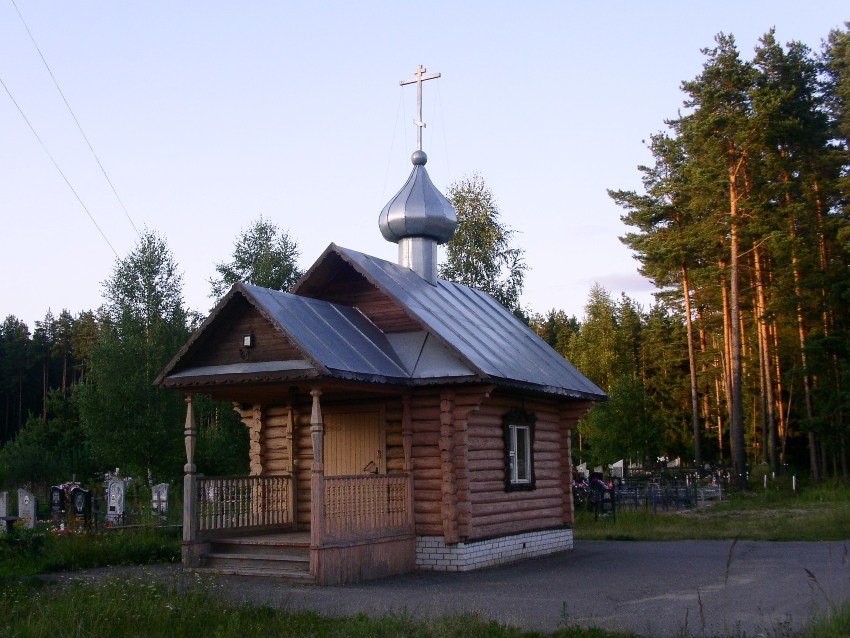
[400,65,441,151]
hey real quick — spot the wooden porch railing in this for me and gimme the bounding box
[196,475,292,533]
[322,474,411,541]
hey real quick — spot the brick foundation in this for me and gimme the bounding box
[415,527,573,571]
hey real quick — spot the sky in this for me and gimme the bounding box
[1,2,848,330]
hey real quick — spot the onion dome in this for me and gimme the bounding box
[378,150,457,244]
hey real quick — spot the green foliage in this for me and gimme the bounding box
[210,215,303,300]
[578,375,664,467]
[567,286,638,392]
[0,226,254,487]
[79,230,189,482]
[0,389,96,486]
[529,310,578,358]
[0,526,180,579]
[440,174,527,311]
[608,25,850,480]
[0,315,33,443]
[567,286,617,391]
[194,396,249,476]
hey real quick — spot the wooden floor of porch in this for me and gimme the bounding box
[219,531,311,546]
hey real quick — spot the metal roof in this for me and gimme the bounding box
[159,246,605,401]
[240,284,411,381]
[317,245,606,400]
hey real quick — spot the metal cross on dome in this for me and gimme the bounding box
[400,65,441,151]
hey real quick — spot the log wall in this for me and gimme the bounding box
[466,395,559,539]
[234,388,593,543]
[238,397,404,529]
[191,300,303,367]
[408,386,488,538]
[560,401,592,524]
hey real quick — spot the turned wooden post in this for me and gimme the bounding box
[182,394,200,565]
[309,388,325,550]
[286,402,297,529]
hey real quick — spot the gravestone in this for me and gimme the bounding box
[70,487,91,525]
[0,492,8,534]
[105,478,126,524]
[610,460,624,479]
[17,489,37,529]
[50,486,65,520]
[151,483,169,517]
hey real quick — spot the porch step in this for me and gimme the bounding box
[198,534,314,581]
[210,538,310,557]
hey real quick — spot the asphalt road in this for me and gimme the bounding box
[47,540,850,636]
[220,540,850,637]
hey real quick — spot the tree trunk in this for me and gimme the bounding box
[681,263,702,466]
[754,245,779,472]
[790,222,819,481]
[769,322,788,464]
[728,152,746,488]
[698,308,714,463]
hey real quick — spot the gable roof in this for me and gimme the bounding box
[158,244,605,401]
[156,283,415,387]
[296,244,605,400]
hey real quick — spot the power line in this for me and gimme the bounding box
[381,86,406,203]
[11,0,141,239]
[1,75,118,258]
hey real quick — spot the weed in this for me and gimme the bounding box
[0,525,179,578]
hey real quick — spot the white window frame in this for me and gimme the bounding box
[503,409,536,492]
[508,424,532,484]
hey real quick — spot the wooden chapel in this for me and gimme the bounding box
[156,67,605,584]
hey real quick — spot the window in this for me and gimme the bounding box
[503,409,536,491]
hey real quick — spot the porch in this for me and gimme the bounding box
[180,390,417,584]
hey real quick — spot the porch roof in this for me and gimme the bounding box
[157,284,418,387]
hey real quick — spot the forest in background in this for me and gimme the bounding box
[1,25,849,488]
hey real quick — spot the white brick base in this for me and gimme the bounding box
[415,528,573,572]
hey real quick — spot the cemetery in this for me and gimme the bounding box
[0,473,177,534]
[572,461,727,520]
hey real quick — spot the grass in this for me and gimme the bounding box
[574,481,850,541]
[1,481,849,637]
[0,525,180,580]
[0,577,636,638]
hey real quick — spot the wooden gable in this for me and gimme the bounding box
[295,250,421,333]
[171,293,305,373]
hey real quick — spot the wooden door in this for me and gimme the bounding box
[324,412,385,476]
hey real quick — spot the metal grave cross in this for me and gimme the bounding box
[400,65,441,151]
